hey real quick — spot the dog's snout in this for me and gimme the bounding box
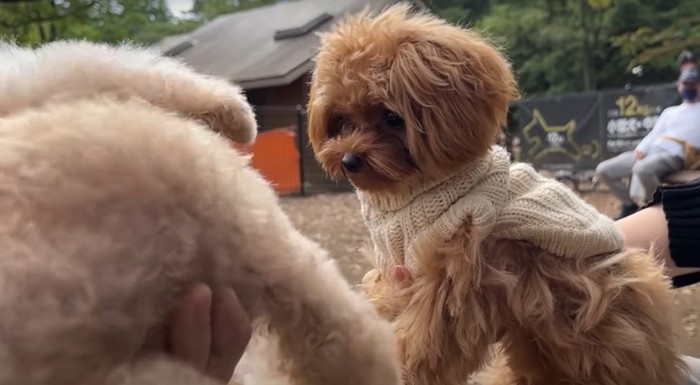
[341,153,362,173]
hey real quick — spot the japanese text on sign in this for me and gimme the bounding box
[604,94,668,155]
[606,115,660,137]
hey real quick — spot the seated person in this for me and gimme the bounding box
[596,68,700,219]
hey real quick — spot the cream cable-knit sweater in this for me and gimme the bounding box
[358,146,624,274]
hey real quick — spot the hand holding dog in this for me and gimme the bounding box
[168,284,251,382]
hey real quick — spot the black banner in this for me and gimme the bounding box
[515,92,602,170]
[600,85,679,158]
[512,84,680,171]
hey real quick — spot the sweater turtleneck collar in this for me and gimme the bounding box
[357,146,510,214]
[355,146,511,272]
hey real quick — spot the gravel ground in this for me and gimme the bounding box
[281,193,371,284]
[280,189,700,357]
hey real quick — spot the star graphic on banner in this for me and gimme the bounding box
[522,109,600,162]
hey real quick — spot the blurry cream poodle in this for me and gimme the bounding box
[0,40,402,385]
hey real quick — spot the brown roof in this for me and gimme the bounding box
[154,0,424,89]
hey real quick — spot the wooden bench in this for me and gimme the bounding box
[662,170,700,185]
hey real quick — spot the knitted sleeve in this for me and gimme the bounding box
[644,178,700,288]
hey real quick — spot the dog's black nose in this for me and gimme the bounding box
[341,153,362,173]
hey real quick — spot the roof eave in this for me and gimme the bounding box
[237,59,313,90]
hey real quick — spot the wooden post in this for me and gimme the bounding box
[296,105,307,196]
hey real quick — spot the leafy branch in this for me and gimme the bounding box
[612,15,700,69]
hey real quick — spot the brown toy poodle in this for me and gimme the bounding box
[307,4,685,385]
[0,40,402,385]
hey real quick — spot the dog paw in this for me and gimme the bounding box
[192,89,257,145]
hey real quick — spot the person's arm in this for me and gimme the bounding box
[616,205,700,279]
[616,178,700,286]
[635,108,670,155]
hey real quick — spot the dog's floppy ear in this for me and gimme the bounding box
[387,18,518,174]
[306,72,329,156]
[0,40,257,144]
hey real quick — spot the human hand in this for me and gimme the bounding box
[169,283,252,382]
[634,150,645,160]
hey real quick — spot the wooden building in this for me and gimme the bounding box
[155,0,426,194]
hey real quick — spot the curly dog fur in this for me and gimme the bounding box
[0,40,402,385]
[307,4,686,385]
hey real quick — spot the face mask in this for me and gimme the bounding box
[680,87,698,101]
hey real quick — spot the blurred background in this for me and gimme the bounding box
[2,0,700,357]
[1,0,696,93]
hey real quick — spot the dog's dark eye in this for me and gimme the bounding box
[384,110,404,128]
[328,115,348,138]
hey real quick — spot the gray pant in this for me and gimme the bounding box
[683,355,700,385]
[595,148,684,205]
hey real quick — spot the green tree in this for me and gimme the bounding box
[432,0,692,96]
[0,0,274,46]
[426,0,490,25]
[612,0,700,70]
[190,0,274,22]
[477,0,617,94]
[0,0,96,44]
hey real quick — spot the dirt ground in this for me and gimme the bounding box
[280,190,700,357]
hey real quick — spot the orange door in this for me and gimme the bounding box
[231,127,301,195]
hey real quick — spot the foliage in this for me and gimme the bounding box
[612,8,700,69]
[426,0,490,25]
[430,0,700,96]
[190,0,274,22]
[1,0,699,97]
[0,0,270,46]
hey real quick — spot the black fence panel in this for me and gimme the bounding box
[512,83,679,172]
[600,85,680,158]
[515,92,603,171]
